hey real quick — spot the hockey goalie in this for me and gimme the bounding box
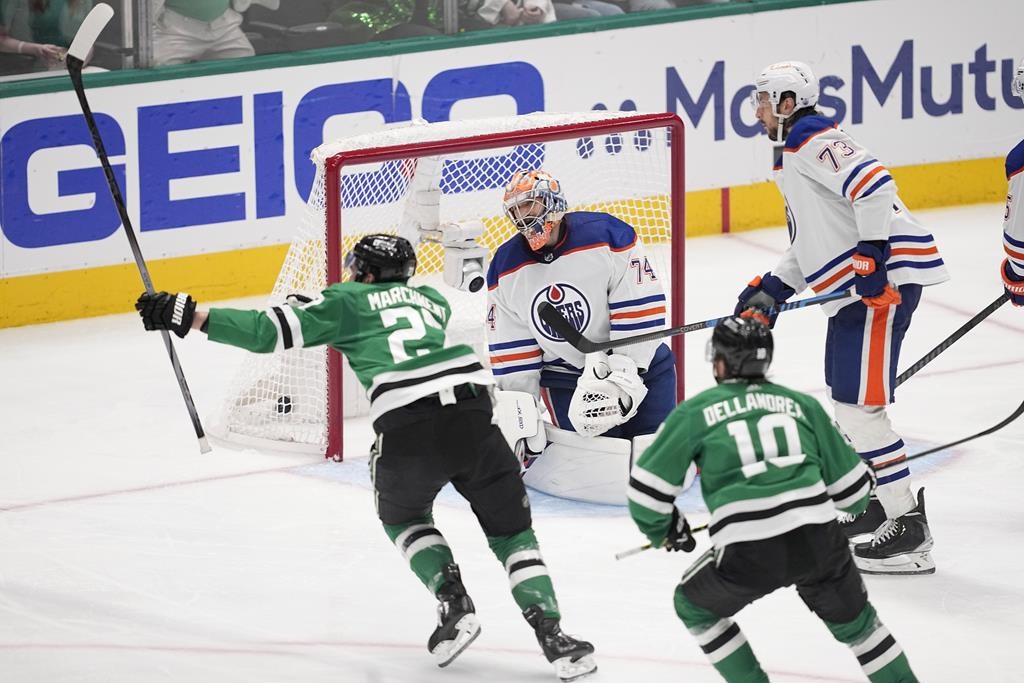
[486,169,692,504]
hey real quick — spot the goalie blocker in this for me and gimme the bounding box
[493,390,695,506]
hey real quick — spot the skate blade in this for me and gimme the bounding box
[553,654,597,682]
[432,614,481,668]
[856,551,936,576]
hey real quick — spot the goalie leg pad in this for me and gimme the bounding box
[522,426,632,505]
[493,390,547,465]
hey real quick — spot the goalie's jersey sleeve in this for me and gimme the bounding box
[206,281,493,423]
[628,381,871,550]
[1004,139,1024,279]
[773,115,949,316]
[486,211,668,393]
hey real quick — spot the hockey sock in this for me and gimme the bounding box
[674,588,768,683]
[383,517,456,594]
[825,603,918,683]
[487,529,560,619]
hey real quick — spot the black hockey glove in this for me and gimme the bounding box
[664,506,696,553]
[135,291,196,338]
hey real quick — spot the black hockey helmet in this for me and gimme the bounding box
[345,234,417,283]
[707,315,774,381]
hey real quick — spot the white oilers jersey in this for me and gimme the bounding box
[1004,139,1024,278]
[485,212,667,396]
[771,115,949,316]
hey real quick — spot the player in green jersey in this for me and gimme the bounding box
[135,234,596,682]
[627,316,918,683]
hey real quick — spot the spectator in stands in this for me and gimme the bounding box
[151,0,258,66]
[459,0,554,30]
[552,1,623,20]
[0,22,62,66]
[619,0,673,10]
[0,0,89,71]
[331,0,439,40]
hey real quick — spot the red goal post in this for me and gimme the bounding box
[215,111,686,460]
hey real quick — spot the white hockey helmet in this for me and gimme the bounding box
[753,61,819,141]
[1013,58,1024,104]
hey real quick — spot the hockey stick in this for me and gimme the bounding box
[894,292,1010,388]
[905,396,1024,462]
[66,5,211,454]
[540,289,854,354]
[615,522,709,560]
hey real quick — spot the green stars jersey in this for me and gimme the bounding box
[206,281,494,425]
[628,380,872,550]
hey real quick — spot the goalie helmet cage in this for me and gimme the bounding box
[215,111,685,460]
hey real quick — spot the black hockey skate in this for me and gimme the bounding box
[838,495,887,540]
[523,604,597,682]
[854,488,935,575]
[428,564,481,667]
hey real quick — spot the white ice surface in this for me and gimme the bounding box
[1,204,1022,682]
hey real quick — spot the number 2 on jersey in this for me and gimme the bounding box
[380,306,441,363]
[726,414,806,478]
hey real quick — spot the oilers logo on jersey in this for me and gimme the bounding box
[531,284,591,342]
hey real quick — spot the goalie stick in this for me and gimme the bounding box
[540,289,854,354]
[894,292,1010,388]
[66,4,211,454]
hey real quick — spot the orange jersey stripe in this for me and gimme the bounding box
[864,306,891,406]
[490,259,536,290]
[610,236,638,253]
[874,454,907,469]
[811,264,854,293]
[849,166,887,201]
[609,305,667,320]
[490,349,542,364]
[890,246,939,257]
[1005,244,1024,261]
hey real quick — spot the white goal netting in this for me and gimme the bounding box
[213,111,684,457]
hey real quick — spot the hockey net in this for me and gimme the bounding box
[213,111,685,458]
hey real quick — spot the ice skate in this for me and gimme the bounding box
[838,494,886,540]
[854,488,935,575]
[428,564,481,667]
[523,605,597,682]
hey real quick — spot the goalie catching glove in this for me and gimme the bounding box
[568,353,648,437]
[136,291,196,338]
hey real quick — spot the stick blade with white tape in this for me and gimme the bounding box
[63,1,212,455]
[66,3,114,65]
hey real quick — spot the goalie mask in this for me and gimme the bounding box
[344,234,417,283]
[752,61,819,143]
[1014,58,1024,104]
[503,169,568,252]
[707,316,774,382]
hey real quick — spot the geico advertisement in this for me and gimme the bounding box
[0,0,1019,279]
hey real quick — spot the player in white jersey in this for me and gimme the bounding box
[736,62,950,575]
[486,170,677,502]
[1002,59,1024,307]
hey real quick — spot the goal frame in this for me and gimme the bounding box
[323,112,686,460]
